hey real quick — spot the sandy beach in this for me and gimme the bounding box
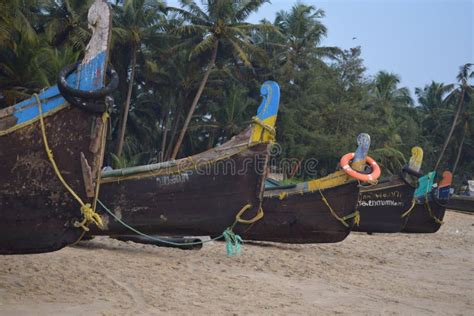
[0,211,472,315]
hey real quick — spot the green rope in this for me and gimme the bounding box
[97,199,243,256]
[223,228,243,256]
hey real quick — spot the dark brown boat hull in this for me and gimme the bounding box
[0,107,101,254]
[354,178,415,233]
[239,182,360,243]
[446,195,474,213]
[94,143,270,237]
[402,200,446,233]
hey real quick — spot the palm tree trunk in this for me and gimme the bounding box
[115,43,137,158]
[160,113,168,162]
[165,112,181,160]
[170,43,218,159]
[435,87,465,170]
[451,122,467,176]
[206,128,216,149]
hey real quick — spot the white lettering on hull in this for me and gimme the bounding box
[155,173,190,186]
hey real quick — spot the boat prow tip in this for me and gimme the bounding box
[256,81,280,120]
[83,0,112,64]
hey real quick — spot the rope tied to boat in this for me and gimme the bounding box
[401,199,416,218]
[424,199,444,225]
[34,94,104,231]
[223,228,243,256]
[232,203,264,226]
[97,199,265,256]
[422,173,444,225]
[73,203,104,231]
[251,116,276,142]
[318,189,360,227]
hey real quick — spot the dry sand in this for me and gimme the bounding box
[1,211,472,315]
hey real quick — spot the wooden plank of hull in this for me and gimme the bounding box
[402,201,446,233]
[0,107,100,254]
[241,182,360,243]
[94,143,269,237]
[354,178,415,233]
[0,0,112,254]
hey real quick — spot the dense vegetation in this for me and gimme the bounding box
[1,0,472,187]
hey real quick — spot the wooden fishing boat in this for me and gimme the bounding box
[0,0,115,254]
[95,132,378,244]
[93,81,281,238]
[353,147,424,233]
[446,195,474,213]
[240,133,379,243]
[247,180,360,243]
[402,171,452,233]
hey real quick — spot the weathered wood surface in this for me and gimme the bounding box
[241,181,360,243]
[0,0,111,254]
[96,165,360,244]
[402,200,446,233]
[0,108,100,254]
[354,177,416,233]
[95,128,270,237]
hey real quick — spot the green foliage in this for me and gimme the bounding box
[0,1,472,187]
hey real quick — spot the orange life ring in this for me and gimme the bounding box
[340,152,381,182]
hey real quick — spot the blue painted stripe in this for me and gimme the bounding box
[11,51,107,126]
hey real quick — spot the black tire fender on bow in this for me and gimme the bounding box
[57,61,119,113]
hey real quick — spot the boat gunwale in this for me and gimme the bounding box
[264,179,358,199]
[100,128,271,183]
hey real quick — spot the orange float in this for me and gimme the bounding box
[340,152,381,182]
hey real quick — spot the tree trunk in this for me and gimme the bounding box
[160,113,168,162]
[451,122,467,176]
[206,128,216,150]
[115,43,137,158]
[170,43,218,160]
[165,112,181,161]
[435,87,465,170]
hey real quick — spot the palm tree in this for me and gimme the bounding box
[0,0,38,49]
[0,0,43,106]
[113,0,164,158]
[370,71,413,111]
[365,72,413,173]
[435,63,473,170]
[199,84,254,148]
[415,81,454,113]
[41,0,93,49]
[273,3,341,80]
[167,0,271,159]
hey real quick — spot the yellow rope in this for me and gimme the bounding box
[422,173,444,225]
[346,210,360,227]
[251,116,276,142]
[232,203,264,226]
[34,94,103,232]
[318,189,359,228]
[401,199,416,218]
[278,192,288,200]
[424,200,444,225]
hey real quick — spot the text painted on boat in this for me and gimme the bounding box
[155,173,190,186]
[358,190,404,207]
